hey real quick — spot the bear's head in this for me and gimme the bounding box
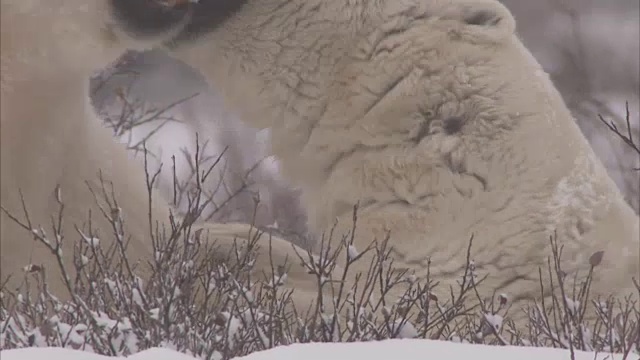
[294,0,588,203]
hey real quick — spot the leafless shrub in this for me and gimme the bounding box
[2,135,638,359]
[90,51,309,247]
[598,102,640,171]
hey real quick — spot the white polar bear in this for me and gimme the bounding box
[0,0,318,304]
[154,0,639,312]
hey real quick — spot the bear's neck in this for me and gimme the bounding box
[175,0,377,130]
[174,0,391,189]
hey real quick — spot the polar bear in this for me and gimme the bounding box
[134,0,639,314]
[0,0,318,305]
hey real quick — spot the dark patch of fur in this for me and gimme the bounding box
[444,116,464,135]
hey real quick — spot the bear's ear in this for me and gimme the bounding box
[440,1,516,43]
[461,7,504,27]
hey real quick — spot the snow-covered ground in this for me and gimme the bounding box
[3,339,637,360]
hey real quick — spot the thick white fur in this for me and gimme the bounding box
[0,0,317,303]
[172,0,639,310]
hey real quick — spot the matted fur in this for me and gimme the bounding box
[164,0,639,310]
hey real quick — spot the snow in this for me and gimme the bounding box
[3,339,636,360]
